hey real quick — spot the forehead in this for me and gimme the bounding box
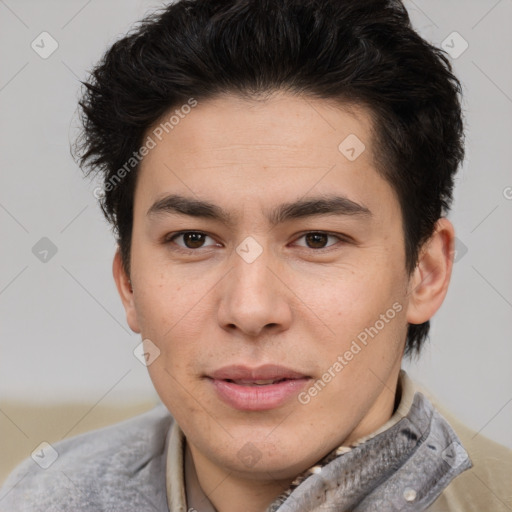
[135,92,398,225]
[145,92,375,163]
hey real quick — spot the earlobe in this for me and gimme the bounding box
[112,249,141,333]
[406,218,455,325]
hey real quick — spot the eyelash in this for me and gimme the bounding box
[163,230,349,254]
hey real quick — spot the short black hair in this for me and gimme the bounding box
[75,0,465,356]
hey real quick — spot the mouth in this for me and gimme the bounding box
[223,378,291,386]
[206,364,311,411]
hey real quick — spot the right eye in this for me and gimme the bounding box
[165,231,221,251]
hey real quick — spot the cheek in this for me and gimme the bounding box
[292,266,399,333]
[146,357,205,429]
[132,261,201,338]
[295,267,408,390]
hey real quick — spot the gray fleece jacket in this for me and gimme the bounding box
[0,407,171,511]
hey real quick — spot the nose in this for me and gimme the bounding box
[216,244,293,338]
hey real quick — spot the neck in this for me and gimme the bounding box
[188,444,292,512]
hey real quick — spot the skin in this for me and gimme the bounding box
[113,92,455,512]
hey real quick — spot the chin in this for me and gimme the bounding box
[216,453,302,480]
[220,436,319,479]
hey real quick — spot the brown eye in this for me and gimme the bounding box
[182,232,206,248]
[294,232,342,250]
[304,233,329,249]
[167,231,218,250]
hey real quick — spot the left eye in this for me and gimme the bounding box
[293,232,342,249]
[167,232,218,250]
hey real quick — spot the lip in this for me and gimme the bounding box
[207,364,310,411]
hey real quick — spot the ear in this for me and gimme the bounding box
[406,218,455,325]
[112,248,141,333]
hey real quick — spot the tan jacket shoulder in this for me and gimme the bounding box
[423,390,512,511]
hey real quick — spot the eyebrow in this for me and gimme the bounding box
[147,193,372,226]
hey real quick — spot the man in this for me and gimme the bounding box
[1,0,511,510]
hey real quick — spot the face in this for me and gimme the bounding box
[119,92,417,481]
